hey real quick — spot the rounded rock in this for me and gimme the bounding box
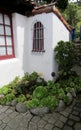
[15,102,27,113]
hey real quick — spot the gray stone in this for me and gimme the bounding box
[55,120,64,128]
[0,123,7,130]
[6,102,11,106]
[44,123,54,130]
[63,125,73,130]
[58,100,65,111]
[67,93,73,105]
[15,102,27,113]
[72,110,79,116]
[37,119,47,128]
[31,116,41,123]
[67,120,74,126]
[29,122,38,130]
[53,127,61,130]
[71,88,76,97]
[30,107,49,116]
[4,126,10,130]
[60,115,67,123]
[48,117,56,124]
[69,114,80,121]
[74,123,81,130]
[11,100,17,107]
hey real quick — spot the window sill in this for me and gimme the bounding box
[32,50,45,53]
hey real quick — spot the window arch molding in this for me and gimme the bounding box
[32,21,45,52]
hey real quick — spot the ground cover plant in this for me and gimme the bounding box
[0,72,81,110]
[0,41,81,110]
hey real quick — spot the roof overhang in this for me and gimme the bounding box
[0,0,35,15]
[27,4,72,32]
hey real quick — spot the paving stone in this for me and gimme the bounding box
[37,119,47,128]
[16,127,27,130]
[63,125,73,130]
[4,125,10,130]
[38,128,45,130]
[73,107,81,112]
[65,108,72,114]
[19,116,29,128]
[55,120,64,128]
[0,106,9,112]
[3,116,11,123]
[29,122,38,130]
[59,115,67,123]
[9,111,19,118]
[31,116,41,123]
[44,123,54,130]
[5,108,13,114]
[0,120,2,125]
[53,113,60,120]
[42,114,52,121]
[74,123,81,130]
[67,120,74,126]
[25,111,33,122]
[60,111,69,117]
[69,114,80,121]
[72,110,79,116]
[0,112,8,120]
[8,118,20,129]
[53,127,61,130]
[48,116,56,124]
[0,123,7,130]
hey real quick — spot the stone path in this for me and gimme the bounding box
[0,94,81,130]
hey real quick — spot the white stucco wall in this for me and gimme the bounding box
[52,13,70,77]
[24,13,55,81]
[0,13,26,87]
[0,12,71,87]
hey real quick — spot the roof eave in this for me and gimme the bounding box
[27,6,72,32]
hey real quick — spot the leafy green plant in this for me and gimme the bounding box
[33,86,48,100]
[0,85,12,95]
[16,94,26,102]
[58,88,68,103]
[54,41,76,79]
[0,93,15,105]
[25,98,39,109]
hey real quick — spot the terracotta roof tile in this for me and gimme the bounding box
[28,5,72,32]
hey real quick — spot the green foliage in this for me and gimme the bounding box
[0,85,12,95]
[16,94,26,102]
[62,3,78,27]
[46,96,58,109]
[0,93,15,105]
[14,72,47,96]
[54,41,76,78]
[25,98,39,109]
[33,86,48,99]
[58,88,68,102]
[56,0,68,10]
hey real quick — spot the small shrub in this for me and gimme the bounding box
[46,96,58,109]
[0,93,15,105]
[16,94,26,102]
[33,86,48,100]
[54,40,76,79]
[25,98,39,109]
[0,85,12,95]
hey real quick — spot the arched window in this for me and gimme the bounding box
[32,22,44,52]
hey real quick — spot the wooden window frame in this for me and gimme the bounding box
[32,22,45,52]
[0,10,15,60]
